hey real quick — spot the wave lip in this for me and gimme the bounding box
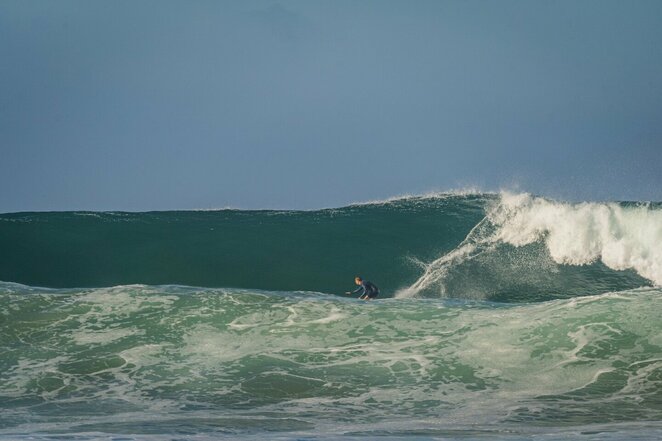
[400,192,661,299]
[348,187,493,207]
[494,192,662,285]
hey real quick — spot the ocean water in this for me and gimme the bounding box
[0,192,660,440]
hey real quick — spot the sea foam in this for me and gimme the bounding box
[494,192,662,285]
[400,192,662,297]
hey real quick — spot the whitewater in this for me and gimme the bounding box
[399,192,662,299]
[0,192,660,440]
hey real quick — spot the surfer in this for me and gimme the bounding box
[345,276,380,300]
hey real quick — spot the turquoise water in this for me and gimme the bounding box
[0,194,488,295]
[1,192,661,439]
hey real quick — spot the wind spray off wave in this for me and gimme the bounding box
[494,192,662,284]
[397,192,662,299]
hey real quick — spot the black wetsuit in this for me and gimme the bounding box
[352,281,380,299]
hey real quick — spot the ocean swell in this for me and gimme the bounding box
[0,192,659,302]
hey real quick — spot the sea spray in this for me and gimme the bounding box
[401,193,660,299]
[493,192,662,285]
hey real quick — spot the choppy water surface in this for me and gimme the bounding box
[1,192,660,439]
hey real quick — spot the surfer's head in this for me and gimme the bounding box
[354,276,362,285]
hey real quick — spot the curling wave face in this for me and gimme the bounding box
[400,192,661,300]
[494,193,662,285]
[1,192,659,302]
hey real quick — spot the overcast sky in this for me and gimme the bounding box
[1,0,661,211]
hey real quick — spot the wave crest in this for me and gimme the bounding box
[495,192,662,284]
[400,192,661,298]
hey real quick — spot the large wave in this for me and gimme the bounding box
[1,191,661,438]
[0,192,659,302]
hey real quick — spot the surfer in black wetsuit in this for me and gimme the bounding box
[345,276,380,300]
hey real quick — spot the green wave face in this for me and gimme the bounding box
[0,195,487,295]
[1,192,659,302]
[1,283,661,438]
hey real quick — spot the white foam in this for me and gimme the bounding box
[71,327,142,345]
[493,192,662,285]
[403,192,662,296]
[395,243,479,298]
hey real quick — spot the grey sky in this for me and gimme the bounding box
[1,0,661,211]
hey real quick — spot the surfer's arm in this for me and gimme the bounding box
[345,286,365,295]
